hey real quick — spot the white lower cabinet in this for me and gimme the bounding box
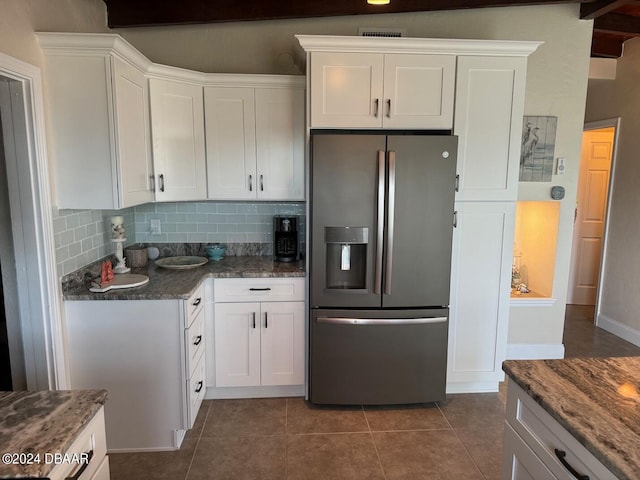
[47,407,108,480]
[211,278,305,392]
[64,284,208,451]
[503,381,617,480]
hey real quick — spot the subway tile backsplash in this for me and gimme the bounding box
[53,201,306,278]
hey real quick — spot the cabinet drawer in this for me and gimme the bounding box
[48,407,108,480]
[187,354,206,428]
[186,282,205,325]
[506,382,616,480]
[214,278,304,303]
[186,306,205,378]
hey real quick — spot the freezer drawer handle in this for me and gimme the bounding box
[316,316,447,326]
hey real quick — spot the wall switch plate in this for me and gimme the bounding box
[150,219,161,235]
[556,157,566,175]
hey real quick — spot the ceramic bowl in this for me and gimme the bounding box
[205,244,226,261]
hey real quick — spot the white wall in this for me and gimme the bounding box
[0,0,593,352]
[585,37,640,341]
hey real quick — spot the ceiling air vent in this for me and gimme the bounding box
[358,27,406,38]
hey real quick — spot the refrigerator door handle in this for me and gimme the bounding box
[375,150,385,295]
[385,151,396,295]
[316,316,447,325]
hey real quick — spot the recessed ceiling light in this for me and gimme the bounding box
[367,0,390,5]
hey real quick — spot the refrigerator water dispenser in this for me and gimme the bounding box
[325,227,368,290]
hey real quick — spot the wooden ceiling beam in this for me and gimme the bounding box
[103,0,586,28]
[580,0,634,19]
[590,35,625,56]
[593,12,640,34]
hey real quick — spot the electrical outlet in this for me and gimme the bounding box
[150,219,161,235]
[556,157,566,175]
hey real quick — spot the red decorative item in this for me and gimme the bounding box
[100,260,114,284]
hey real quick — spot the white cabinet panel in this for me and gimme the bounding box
[382,54,455,129]
[205,87,256,200]
[454,56,526,201]
[447,202,515,391]
[150,78,207,201]
[113,57,154,207]
[214,302,261,387]
[503,423,558,480]
[255,88,305,200]
[260,302,305,386]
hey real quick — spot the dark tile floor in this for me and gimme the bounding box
[109,305,640,480]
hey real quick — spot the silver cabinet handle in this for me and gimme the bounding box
[249,174,253,192]
[317,317,447,326]
[385,151,396,295]
[455,174,460,192]
[453,211,458,228]
[373,98,379,118]
[150,174,156,192]
[375,150,385,295]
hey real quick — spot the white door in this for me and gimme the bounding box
[205,86,257,200]
[112,57,154,207]
[149,78,207,201]
[255,87,305,200]
[260,302,305,386]
[310,52,384,128]
[214,303,261,387]
[382,54,455,129]
[567,128,614,305]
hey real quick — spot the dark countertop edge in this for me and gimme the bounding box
[0,390,108,479]
[502,360,632,480]
[62,269,306,301]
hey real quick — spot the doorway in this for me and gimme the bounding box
[567,119,618,312]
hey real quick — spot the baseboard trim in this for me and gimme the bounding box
[597,313,640,348]
[506,343,565,360]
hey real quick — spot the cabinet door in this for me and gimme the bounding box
[382,54,455,129]
[112,57,154,207]
[310,52,384,128]
[150,78,207,201]
[255,88,305,200]
[205,87,257,200]
[503,423,558,480]
[454,56,526,201]
[260,301,305,386]
[447,202,515,392]
[214,303,261,387]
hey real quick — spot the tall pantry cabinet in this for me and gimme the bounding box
[297,35,541,394]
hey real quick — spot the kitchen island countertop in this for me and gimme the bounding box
[0,389,107,479]
[63,256,305,301]
[503,356,640,480]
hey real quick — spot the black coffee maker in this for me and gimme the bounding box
[273,216,299,262]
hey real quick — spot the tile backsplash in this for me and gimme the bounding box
[53,201,305,278]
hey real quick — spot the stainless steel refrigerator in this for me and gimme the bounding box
[309,133,457,405]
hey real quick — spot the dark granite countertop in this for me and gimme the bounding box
[0,390,108,479]
[503,357,640,480]
[63,256,306,301]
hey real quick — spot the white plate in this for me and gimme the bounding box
[155,256,208,270]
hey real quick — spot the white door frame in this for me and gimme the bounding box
[0,52,66,390]
[581,118,620,326]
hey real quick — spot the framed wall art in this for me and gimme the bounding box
[519,116,558,182]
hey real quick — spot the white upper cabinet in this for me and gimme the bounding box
[309,51,454,129]
[205,76,305,201]
[37,33,154,209]
[453,56,527,201]
[149,77,207,202]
